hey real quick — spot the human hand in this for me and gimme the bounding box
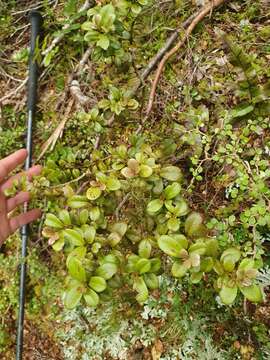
[0,149,42,246]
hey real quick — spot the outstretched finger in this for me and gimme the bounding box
[1,165,42,191]
[9,208,42,233]
[0,149,27,183]
[7,192,30,213]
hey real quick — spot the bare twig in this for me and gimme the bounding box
[51,173,87,188]
[77,47,92,74]
[38,99,74,161]
[106,114,115,127]
[145,0,227,117]
[38,44,92,159]
[0,77,28,104]
[140,9,201,82]
[0,65,24,82]
[115,194,130,220]
[11,0,56,15]
[56,46,92,111]
[94,135,101,150]
[70,80,90,105]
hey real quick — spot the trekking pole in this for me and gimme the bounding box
[16,11,43,360]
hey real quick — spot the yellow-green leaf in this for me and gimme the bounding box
[158,235,187,258]
[67,257,86,282]
[220,285,238,305]
[58,210,71,226]
[143,273,159,290]
[239,284,263,303]
[138,239,152,259]
[64,286,82,309]
[84,289,99,307]
[147,199,163,215]
[164,182,181,200]
[45,213,63,229]
[185,212,204,237]
[89,276,107,292]
[63,228,84,246]
[96,262,117,280]
[86,187,102,200]
[171,261,188,278]
[135,258,151,274]
[160,166,182,181]
[139,165,153,178]
[67,195,89,208]
[106,177,121,191]
[133,276,148,304]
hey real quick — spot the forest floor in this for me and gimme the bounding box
[0,0,270,359]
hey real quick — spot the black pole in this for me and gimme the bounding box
[16,11,42,360]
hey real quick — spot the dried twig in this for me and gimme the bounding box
[140,10,201,82]
[56,46,92,111]
[38,44,92,159]
[11,0,56,15]
[115,194,130,220]
[94,135,101,150]
[0,65,24,82]
[38,99,74,161]
[70,80,90,105]
[77,47,92,75]
[51,173,87,188]
[0,78,28,104]
[145,0,227,117]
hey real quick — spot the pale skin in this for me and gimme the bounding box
[0,149,42,246]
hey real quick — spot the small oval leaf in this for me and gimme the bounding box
[158,235,187,258]
[135,258,151,274]
[138,239,152,259]
[86,187,102,200]
[164,182,181,200]
[63,229,84,246]
[185,212,204,237]
[160,166,182,181]
[171,261,188,278]
[143,273,159,290]
[84,289,100,307]
[64,286,82,309]
[239,284,263,303]
[147,199,163,215]
[133,276,149,304]
[96,262,117,280]
[220,285,238,305]
[89,276,107,292]
[67,195,89,208]
[45,213,63,229]
[67,257,86,282]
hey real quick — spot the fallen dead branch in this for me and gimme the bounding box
[56,47,92,111]
[38,98,74,161]
[0,78,28,105]
[144,0,228,117]
[11,0,56,15]
[140,9,201,82]
[38,46,92,160]
[115,194,130,220]
[70,80,90,105]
